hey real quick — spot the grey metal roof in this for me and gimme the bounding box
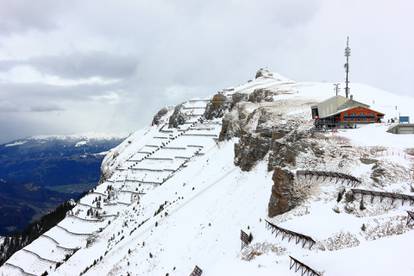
[316,95,370,118]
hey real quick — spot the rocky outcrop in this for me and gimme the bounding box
[267,141,298,171]
[227,103,314,171]
[322,232,360,251]
[248,88,274,103]
[254,110,288,139]
[204,93,231,120]
[168,104,186,128]
[219,112,242,141]
[231,92,248,109]
[255,68,274,79]
[234,134,271,171]
[151,107,169,126]
[267,130,312,171]
[370,163,386,184]
[268,168,297,217]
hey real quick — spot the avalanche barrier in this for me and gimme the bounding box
[265,220,316,249]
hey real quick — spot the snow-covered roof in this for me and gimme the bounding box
[316,95,370,118]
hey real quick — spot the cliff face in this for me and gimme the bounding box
[268,167,296,217]
[234,134,271,171]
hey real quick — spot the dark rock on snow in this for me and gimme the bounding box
[168,104,186,128]
[234,134,271,171]
[255,68,274,79]
[230,92,248,109]
[219,113,241,141]
[267,141,298,171]
[248,88,274,103]
[268,167,297,217]
[204,93,231,120]
[152,107,169,126]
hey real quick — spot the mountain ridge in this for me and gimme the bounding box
[1,69,414,276]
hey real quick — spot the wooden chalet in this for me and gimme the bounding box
[311,95,384,128]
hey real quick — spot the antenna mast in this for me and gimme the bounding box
[333,83,340,96]
[344,36,351,98]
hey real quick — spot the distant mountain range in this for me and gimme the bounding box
[0,134,125,235]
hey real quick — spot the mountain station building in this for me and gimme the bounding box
[311,95,384,128]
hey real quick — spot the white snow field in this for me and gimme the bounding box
[1,70,414,276]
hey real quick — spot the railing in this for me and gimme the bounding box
[289,256,322,276]
[189,265,203,276]
[352,189,414,205]
[407,211,414,225]
[265,220,316,249]
[296,170,361,184]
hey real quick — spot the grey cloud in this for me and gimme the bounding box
[0,81,125,102]
[0,0,64,34]
[0,51,138,79]
[0,60,19,71]
[30,104,65,112]
[0,100,19,112]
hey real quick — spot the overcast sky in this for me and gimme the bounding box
[0,0,413,143]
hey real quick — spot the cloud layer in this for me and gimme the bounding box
[0,0,413,143]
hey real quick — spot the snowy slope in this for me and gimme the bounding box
[1,69,414,276]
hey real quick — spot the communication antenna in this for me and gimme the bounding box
[333,83,340,96]
[344,36,351,98]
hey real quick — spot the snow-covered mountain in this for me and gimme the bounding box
[4,133,127,148]
[1,69,414,276]
[0,134,126,236]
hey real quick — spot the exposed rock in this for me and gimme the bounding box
[322,232,360,251]
[310,141,325,157]
[268,168,297,217]
[271,130,288,140]
[234,134,271,171]
[255,68,274,79]
[405,148,414,157]
[255,114,290,139]
[151,107,169,126]
[284,129,309,143]
[219,111,242,141]
[267,141,298,171]
[267,130,313,171]
[218,102,254,141]
[363,216,412,241]
[360,158,377,165]
[168,104,186,128]
[248,88,274,103]
[254,109,275,138]
[371,163,386,184]
[231,92,248,109]
[204,93,231,120]
[241,242,286,261]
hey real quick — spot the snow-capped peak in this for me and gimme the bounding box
[28,132,128,141]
